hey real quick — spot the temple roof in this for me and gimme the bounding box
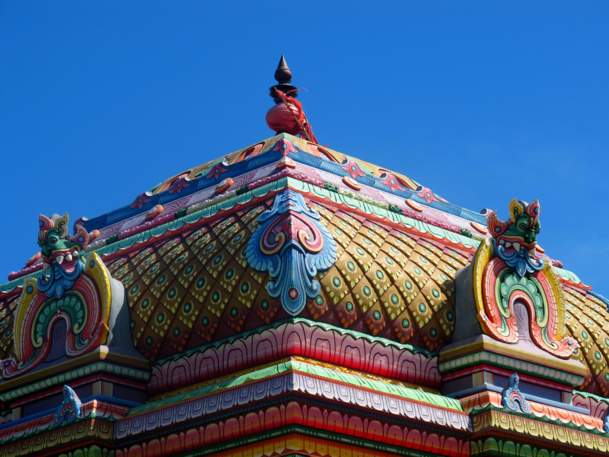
[0,132,608,396]
[74,133,485,237]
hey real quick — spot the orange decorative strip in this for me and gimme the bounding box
[276,156,296,169]
[25,253,40,266]
[343,176,361,190]
[215,177,234,193]
[470,221,488,234]
[405,199,424,212]
[146,205,164,220]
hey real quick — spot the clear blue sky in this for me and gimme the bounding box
[1,2,608,295]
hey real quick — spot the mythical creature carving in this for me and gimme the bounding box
[246,190,337,316]
[488,199,543,277]
[37,213,89,298]
[1,214,113,379]
[472,199,578,358]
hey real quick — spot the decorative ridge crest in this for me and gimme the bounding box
[246,189,337,316]
[74,130,489,244]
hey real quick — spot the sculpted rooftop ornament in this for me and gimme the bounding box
[266,55,318,144]
[53,385,82,426]
[472,198,578,358]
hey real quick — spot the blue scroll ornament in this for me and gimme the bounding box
[501,373,530,414]
[246,190,337,316]
[53,385,82,425]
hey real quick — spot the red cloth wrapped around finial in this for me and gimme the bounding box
[266,103,301,136]
[266,89,318,144]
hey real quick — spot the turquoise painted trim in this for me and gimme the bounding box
[553,266,584,285]
[287,178,480,249]
[438,350,584,387]
[0,179,291,291]
[0,277,27,294]
[0,171,480,291]
[574,389,609,405]
[588,289,609,310]
[0,175,593,301]
[94,178,290,258]
[0,361,150,402]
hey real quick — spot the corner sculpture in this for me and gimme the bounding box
[472,199,578,358]
[1,214,133,379]
[246,189,337,316]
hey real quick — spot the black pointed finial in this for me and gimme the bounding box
[274,55,292,84]
[270,55,297,103]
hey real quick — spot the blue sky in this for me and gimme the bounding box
[1,2,608,294]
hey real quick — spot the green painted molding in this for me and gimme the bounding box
[287,178,480,249]
[131,358,461,416]
[57,445,115,457]
[471,437,574,457]
[439,350,584,387]
[0,178,291,292]
[0,169,481,292]
[0,361,149,402]
[294,358,462,410]
[573,389,609,405]
[552,266,584,286]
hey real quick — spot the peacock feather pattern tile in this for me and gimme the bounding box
[102,198,475,360]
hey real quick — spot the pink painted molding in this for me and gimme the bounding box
[149,320,440,395]
[119,371,468,441]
